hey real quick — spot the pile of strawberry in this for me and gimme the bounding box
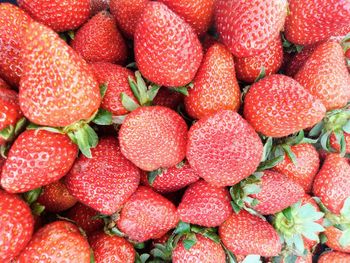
[1,0,350,262]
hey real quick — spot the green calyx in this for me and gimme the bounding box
[341,33,350,53]
[147,168,164,186]
[281,33,304,54]
[0,117,27,143]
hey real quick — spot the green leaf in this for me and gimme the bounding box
[341,197,350,220]
[342,120,350,133]
[109,227,125,237]
[67,30,75,40]
[282,207,293,221]
[31,202,45,216]
[334,130,346,156]
[112,115,127,125]
[170,86,189,96]
[320,233,328,244]
[126,62,137,69]
[99,84,108,98]
[257,155,284,171]
[223,245,238,263]
[282,145,298,165]
[0,125,14,140]
[261,137,273,162]
[308,122,324,137]
[128,77,141,103]
[242,255,262,263]
[284,255,298,263]
[73,126,93,158]
[339,228,350,247]
[147,85,161,101]
[121,92,139,112]
[14,117,27,135]
[293,234,305,254]
[139,254,150,263]
[147,169,163,186]
[320,131,331,152]
[183,233,197,250]
[231,201,241,214]
[92,109,112,125]
[83,125,98,149]
[254,67,266,82]
[296,45,304,53]
[23,188,42,205]
[174,221,191,235]
[90,249,95,263]
[134,242,145,249]
[135,71,149,105]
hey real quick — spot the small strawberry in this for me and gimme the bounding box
[1,130,78,193]
[0,190,34,262]
[117,186,179,242]
[134,1,203,87]
[18,0,90,32]
[16,221,90,262]
[243,74,326,138]
[318,251,350,263]
[324,226,350,253]
[71,11,127,64]
[285,45,318,77]
[184,43,241,120]
[153,88,184,110]
[177,180,233,227]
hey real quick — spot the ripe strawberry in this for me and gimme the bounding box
[330,132,350,154]
[215,0,287,57]
[243,74,326,138]
[117,186,179,242]
[235,36,283,83]
[184,43,241,119]
[284,0,350,45]
[153,88,184,110]
[0,3,31,86]
[119,106,188,171]
[65,137,140,215]
[0,191,34,262]
[177,180,233,227]
[16,221,90,262]
[89,232,135,263]
[324,226,350,253]
[90,0,110,16]
[318,251,350,263]
[71,11,127,64]
[17,0,90,32]
[37,180,77,213]
[295,41,350,111]
[219,210,281,257]
[0,78,10,90]
[285,45,318,77]
[1,130,78,193]
[134,2,202,87]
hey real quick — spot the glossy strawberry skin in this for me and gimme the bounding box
[219,210,281,257]
[65,137,140,215]
[324,226,350,253]
[184,43,241,120]
[0,87,22,136]
[153,88,184,110]
[71,11,127,64]
[119,106,188,171]
[330,132,350,154]
[16,221,90,262]
[20,21,101,128]
[1,130,78,193]
[244,74,326,138]
[215,0,287,57]
[134,2,203,87]
[0,191,34,262]
[117,186,179,242]
[17,0,90,32]
[318,251,350,263]
[177,180,233,227]
[0,3,31,86]
[187,110,263,187]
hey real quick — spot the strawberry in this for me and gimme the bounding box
[117,186,179,242]
[0,78,10,90]
[119,106,188,171]
[215,0,287,57]
[285,45,318,77]
[0,3,31,86]
[243,74,326,138]
[295,41,350,111]
[330,132,350,154]
[318,251,350,263]
[0,191,34,262]
[187,110,263,187]
[65,137,140,215]
[235,36,283,83]
[71,11,127,64]
[153,88,184,110]
[17,0,90,32]
[134,2,203,87]
[324,226,350,253]
[37,179,77,213]
[90,0,110,16]
[177,180,233,227]
[219,210,281,257]
[157,0,215,36]
[284,0,350,45]
[16,221,90,262]
[184,43,241,119]
[1,130,78,193]
[89,232,135,263]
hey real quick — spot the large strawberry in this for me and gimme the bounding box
[243,74,326,138]
[184,43,241,120]
[134,1,202,87]
[17,0,90,32]
[0,191,34,262]
[1,130,78,193]
[215,0,287,57]
[187,110,263,187]
[318,251,350,263]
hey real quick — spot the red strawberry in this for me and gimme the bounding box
[219,210,281,257]
[284,0,350,45]
[324,226,350,253]
[0,190,34,262]
[1,130,78,193]
[152,88,184,110]
[0,78,10,90]
[90,0,110,16]
[65,137,140,215]
[330,132,350,154]
[71,11,127,64]
[37,180,77,213]
[158,0,215,36]
[117,186,179,242]
[235,36,283,83]
[17,0,90,32]
[243,74,326,138]
[177,180,233,227]
[16,221,90,262]
[187,110,263,187]
[295,41,350,111]
[318,251,350,263]
[134,2,203,87]
[285,45,318,77]
[89,232,135,263]
[215,0,287,57]
[0,3,31,86]
[184,43,241,119]
[119,106,188,171]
